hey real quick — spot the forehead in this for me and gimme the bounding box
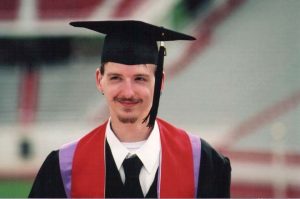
[104,62,156,75]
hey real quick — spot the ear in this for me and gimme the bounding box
[161,71,165,91]
[95,68,104,93]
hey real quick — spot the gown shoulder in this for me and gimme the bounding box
[28,150,67,198]
[197,139,231,198]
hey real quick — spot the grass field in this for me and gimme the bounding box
[0,180,33,198]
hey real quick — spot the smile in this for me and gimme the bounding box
[114,97,142,107]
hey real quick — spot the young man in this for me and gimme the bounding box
[29,20,231,198]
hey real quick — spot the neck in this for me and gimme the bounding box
[110,118,153,142]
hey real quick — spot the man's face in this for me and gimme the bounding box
[96,62,158,124]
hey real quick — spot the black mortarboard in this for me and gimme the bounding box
[70,20,195,127]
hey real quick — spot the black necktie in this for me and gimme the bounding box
[122,156,144,198]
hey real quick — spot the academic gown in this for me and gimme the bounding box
[29,139,231,198]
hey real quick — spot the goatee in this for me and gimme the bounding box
[118,116,138,124]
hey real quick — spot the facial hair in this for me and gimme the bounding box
[113,97,143,124]
[117,116,138,124]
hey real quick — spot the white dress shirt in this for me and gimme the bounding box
[106,119,161,196]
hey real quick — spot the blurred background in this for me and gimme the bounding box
[0,0,299,197]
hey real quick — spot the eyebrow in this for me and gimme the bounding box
[107,73,121,77]
[134,74,150,78]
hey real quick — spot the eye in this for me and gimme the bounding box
[109,76,121,81]
[135,76,147,82]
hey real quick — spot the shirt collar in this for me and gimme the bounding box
[106,118,161,174]
[106,119,129,171]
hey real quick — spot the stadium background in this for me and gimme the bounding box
[0,0,299,197]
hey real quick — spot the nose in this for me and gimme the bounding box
[121,80,135,98]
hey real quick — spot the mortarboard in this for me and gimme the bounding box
[70,20,195,128]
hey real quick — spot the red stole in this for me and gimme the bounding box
[71,118,195,198]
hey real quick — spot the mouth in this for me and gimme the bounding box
[114,97,142,108]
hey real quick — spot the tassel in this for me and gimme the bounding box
[143,45,166,128]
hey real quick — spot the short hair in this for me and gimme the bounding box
[100,63,105,75]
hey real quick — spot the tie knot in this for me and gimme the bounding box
[123,156,143,178]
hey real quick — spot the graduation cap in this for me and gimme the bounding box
[70,20,195,128]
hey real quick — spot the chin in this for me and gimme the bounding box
[117,116,138,124]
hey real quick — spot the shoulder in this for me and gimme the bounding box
[40,150,60,170]
[30,151,60,180]
[29,150,66,198]
[198,139,231,198]
[200,139,231,169]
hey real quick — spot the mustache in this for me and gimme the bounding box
[113,97,143,103]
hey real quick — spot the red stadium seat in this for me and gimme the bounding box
[0,0,19,20]
[37,0,103,19]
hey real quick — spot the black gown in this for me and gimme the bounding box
[29,139,231,198]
